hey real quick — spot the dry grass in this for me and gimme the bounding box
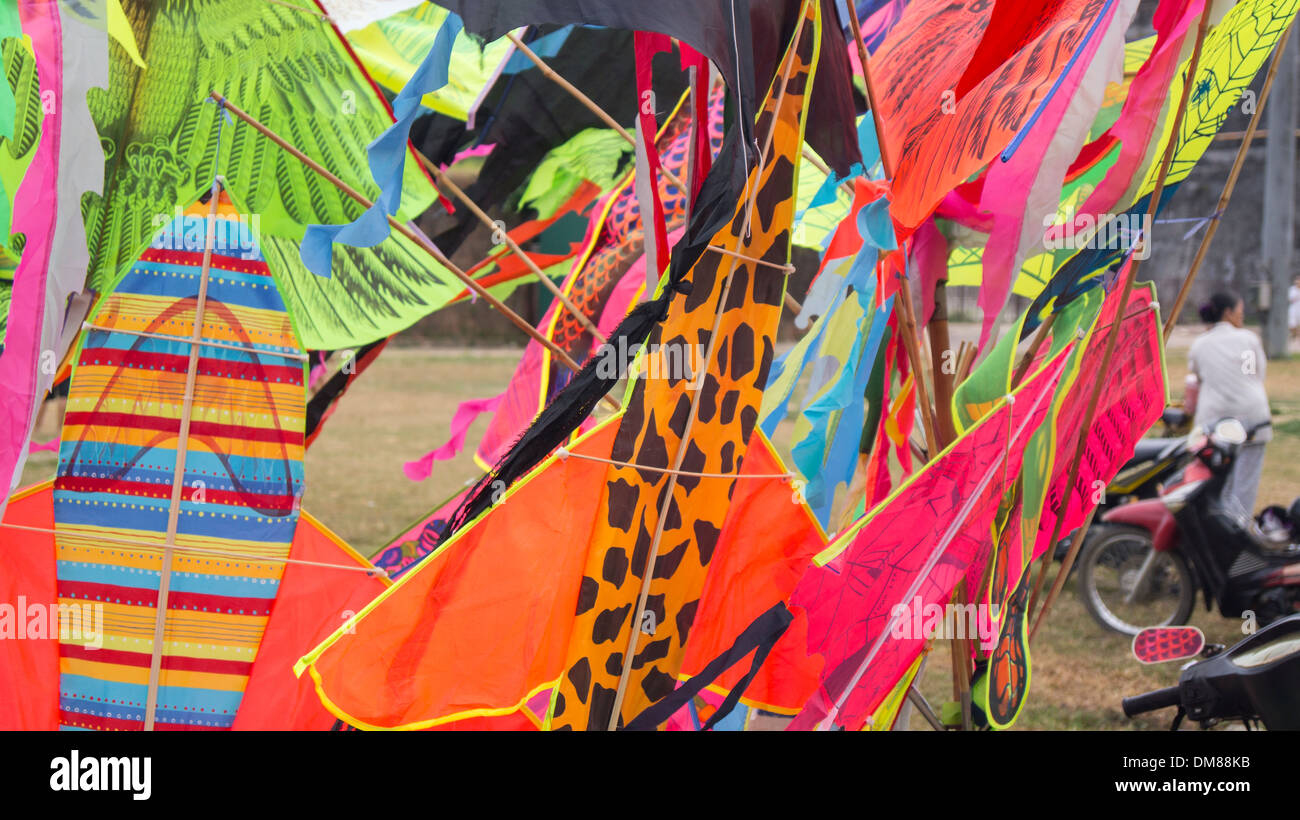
[16,327,1298,731]
[298,347,520,554]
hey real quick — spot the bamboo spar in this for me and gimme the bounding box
[844,1,895,177]
[142,180,221,731]
[413,151,606,343]
[209,92,620,412]
[1029,3,1216,639]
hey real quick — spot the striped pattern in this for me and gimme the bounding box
[54,195,305,731]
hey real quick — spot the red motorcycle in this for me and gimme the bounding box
[1078,419,1300,636]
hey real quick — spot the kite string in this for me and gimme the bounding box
[0,522,387,576]
[554,447,794,480]
[706,244,796,272]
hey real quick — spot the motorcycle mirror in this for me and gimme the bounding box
[1132,625,1206,664]
[1212,418,1247,446]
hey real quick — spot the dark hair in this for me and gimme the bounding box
[1199,291,1241,324]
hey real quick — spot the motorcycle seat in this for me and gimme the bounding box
[1129,437,1183,465]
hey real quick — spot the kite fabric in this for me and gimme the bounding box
[948,290,1100,730]
[872,0,1116,230]
[670,434,828,717]
[430,0,863,183]
[318,0,425,32]
[297,417,626,729]
[53,194,309,729]
[0,481,60,729]
[985,277,1165,729]
[333,1,517,122]
[545,1,820,730]
[369,483,476,579]
[440,92,761,531]
[633,31,673,288]
[441,179,608,308]
[300,0,825,730]
[973,0,1136,349]
[1031,278,1170,565]
[516,132,633,221]
[15,192,391,730]
[229,511,390,730]
[86,0,459,351]
[0,481,387,730]
[1026,0,1297,329]
[419,0,864,536]
[414,24,688,256]
[471,87,723,471]
[940,32,1160,302]
[0,1,106,518]
[1069,0,1223,223]
[297,420,824,728]
[787,344,1074,731]
[760,168,896,527]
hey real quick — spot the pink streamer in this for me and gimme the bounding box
[451,143,495,166]
[911,219,949,326]
[403,394,504,481]
[27,439,58,455]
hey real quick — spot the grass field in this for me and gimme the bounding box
[17,326,1299,730]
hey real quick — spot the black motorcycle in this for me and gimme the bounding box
[1123,614,1300,730]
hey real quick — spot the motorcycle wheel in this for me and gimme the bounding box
[1077,526,1195,636]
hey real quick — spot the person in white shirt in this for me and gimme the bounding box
[1187,291,1271,518]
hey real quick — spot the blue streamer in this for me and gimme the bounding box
[794,117,880,224]
[501,25,574,74]
[300,12,463,277]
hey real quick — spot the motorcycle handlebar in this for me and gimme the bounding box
[1122,686,1182,718]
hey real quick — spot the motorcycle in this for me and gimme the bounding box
[1077,418,1300,636]
[1122,614,1300,730]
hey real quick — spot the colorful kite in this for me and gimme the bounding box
[300,0,832,731]
[85,0,458,351]
[0,193,387,730]
[786,343,1074,731]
